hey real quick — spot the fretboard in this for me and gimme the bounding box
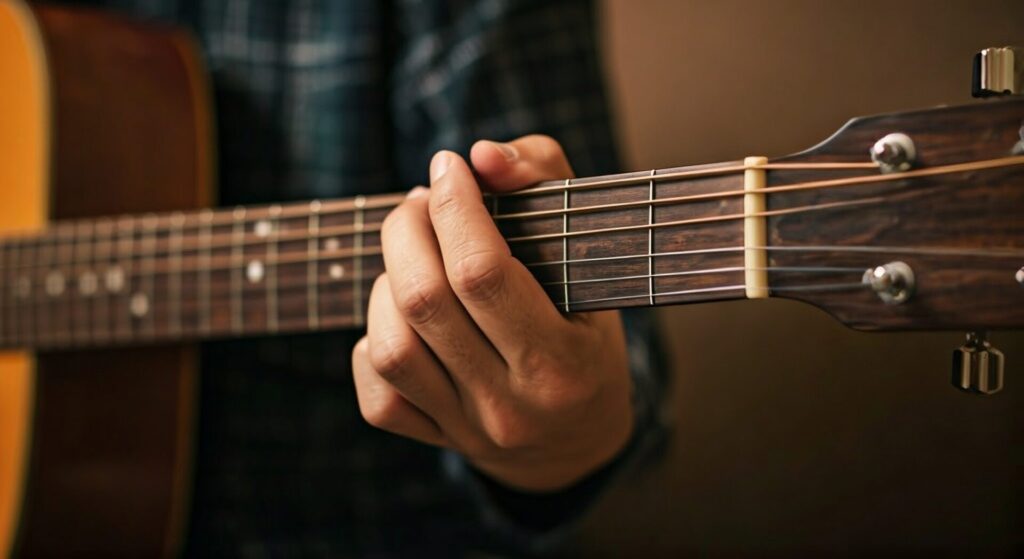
[0,160,784,350]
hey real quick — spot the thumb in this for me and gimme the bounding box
[469,134,575,192]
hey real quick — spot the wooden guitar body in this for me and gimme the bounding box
[1,2,1021,557]
[0,2,211,556]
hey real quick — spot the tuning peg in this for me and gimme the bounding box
[952,332,1004,395]
[972,46,1022,98]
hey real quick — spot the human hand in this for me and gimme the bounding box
[352,136,633,492]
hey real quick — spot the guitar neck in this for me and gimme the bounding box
[7,125,1024,350]
[0,160,775,350]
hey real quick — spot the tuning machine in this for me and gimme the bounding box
[972,46,1023,98]
[952,332,1004,395]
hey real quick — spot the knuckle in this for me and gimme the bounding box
[368,333,416,383]
[450,252,505,302]
[394,275,446,325]
[359,391,403,431]
[482,413,532,450]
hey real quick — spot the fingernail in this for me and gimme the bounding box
[491,141,518,162]
[406,186,428,199]
[430,151,451,182]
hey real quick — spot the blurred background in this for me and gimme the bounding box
[567,0,1024,556]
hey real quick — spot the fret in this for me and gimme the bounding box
[562,180,571,312]
[198,210,213,334]
[54,226,74,344]
[115,217,134,339]
[72,221,94,345]
[19,240,34,347]
[37,230,55,344]
[94,219,114,343]
[307,201,320,329]
[353,195,366,326]
[139,215,158,337]
[168,212,185,335]
[266,205,281,333]
[648,169,656,306]
[20,240,37,347]
[1,241,10,346]
[230,207,245,333]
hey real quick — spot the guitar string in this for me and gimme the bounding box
[0,266,876,346]
[0,193,884,275]
[2,154,1022,267]
[4,264,867,310]
[0,250,1009,346]
[0,160,876,239]
[2,234,1024,319]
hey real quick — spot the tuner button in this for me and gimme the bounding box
[871,133,916,173]
[952,332,1005,395]
[972,46,1022,98]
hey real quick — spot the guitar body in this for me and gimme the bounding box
[0,2,211,556]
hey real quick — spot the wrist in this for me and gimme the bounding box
[471,388,635,493]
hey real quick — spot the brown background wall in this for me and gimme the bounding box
[572,0,1024,556]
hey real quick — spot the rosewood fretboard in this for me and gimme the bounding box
[0,161,767,350]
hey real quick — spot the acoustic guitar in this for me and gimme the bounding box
[1,2,1022,556]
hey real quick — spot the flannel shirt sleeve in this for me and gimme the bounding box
[388,0,670,552]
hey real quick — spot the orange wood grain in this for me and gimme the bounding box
[0,1,49,556]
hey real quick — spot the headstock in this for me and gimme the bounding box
[766,96,1023,394]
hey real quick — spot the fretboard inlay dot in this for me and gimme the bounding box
[79,272,98,296]
[130,293,149,318]
[105,267,125,293]
[246,260,265,283]
[254,220,272,238]
[329,264,345,280]
[45,271,65,297]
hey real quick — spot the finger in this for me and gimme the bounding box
[380,188,505,390]
[352,337,448,447]
[469,135,575,192]
[428,151,572,367]
[365,274,471,436]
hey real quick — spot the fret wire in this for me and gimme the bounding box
[199,210,213,334]
[3,241,12,346]
[353,196,366,327]
[231,207,245,334]
[73,221,93,345]
[142,215,158,337]
[117,217,134,339]
[648,169,655,305]
[562,179,570,313]
[267,205,281,333]
[56,226,74,344]
[94,219,113,343]
[307,201,320,329]
[169,213,184,335]
[6,242,15,345]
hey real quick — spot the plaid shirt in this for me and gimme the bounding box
[66,0,667,556]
